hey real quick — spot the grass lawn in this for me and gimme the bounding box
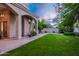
[3,34,79,56]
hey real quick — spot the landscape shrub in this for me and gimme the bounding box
[64,32,79,36]
[31,31,37,36]
[64,32,75,36]
[28,31,37,37]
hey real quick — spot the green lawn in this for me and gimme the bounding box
[3,34,79,56]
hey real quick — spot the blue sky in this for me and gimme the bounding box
[28,3,58,19]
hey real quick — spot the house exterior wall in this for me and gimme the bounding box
[6,3,37,39]
[10,15,16,37]
[0,3,37,39]
[24,17,30,36]
[0,4,11,38]
[30,20,35,32]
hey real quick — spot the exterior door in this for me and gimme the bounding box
[0,21,8,39]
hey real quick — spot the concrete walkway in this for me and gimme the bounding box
[0,33,48,55]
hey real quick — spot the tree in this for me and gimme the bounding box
[58,3,79,33]
[38,20,48,33]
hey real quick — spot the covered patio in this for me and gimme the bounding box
[0,3,38,40]
[0,33,46,55]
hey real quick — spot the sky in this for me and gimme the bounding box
[28,3,58,19]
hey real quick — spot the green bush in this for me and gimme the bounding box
[64,32,75,36]
[38,20,48,33]
[58,26,73,33]
[64,32,79,36]
[74,32,79,36]
[31,31,37,36]
[58,14,74,33]
[74,23,79,28]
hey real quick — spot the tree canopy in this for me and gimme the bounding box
[38,20,48,32]
[58,3,79,32]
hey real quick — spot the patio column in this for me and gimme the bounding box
[16,15,22,39]
[30,20,33,32]
[35,20,38,34]
[31,20,35,32]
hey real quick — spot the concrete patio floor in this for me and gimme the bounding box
[0,33,48,55]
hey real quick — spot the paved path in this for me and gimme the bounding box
[0,33,48,55]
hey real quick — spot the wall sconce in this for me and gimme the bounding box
[28,19,31,24]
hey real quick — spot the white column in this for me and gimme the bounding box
[28,19,32,33]
[16,15,22,39]
[35,20,38,34]
[30,20,33,32]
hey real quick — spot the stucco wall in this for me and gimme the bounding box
[10,15,16,37]
[24,17,30,35]
[5,3,37,39]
